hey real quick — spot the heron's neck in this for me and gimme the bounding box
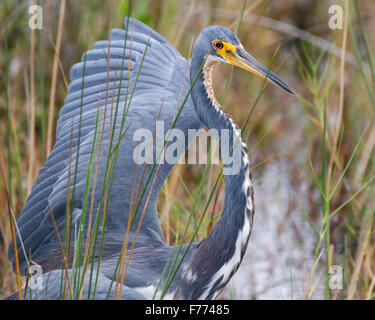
[185,57,254,299]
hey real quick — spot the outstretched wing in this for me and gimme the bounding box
[9,17,202,274]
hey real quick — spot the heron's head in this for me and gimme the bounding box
[193,25,294,95]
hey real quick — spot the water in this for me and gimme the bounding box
[223,160,325,299]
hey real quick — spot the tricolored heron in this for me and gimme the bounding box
[8,18,293,300]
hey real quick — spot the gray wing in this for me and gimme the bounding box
[6,268,146,300]
[9,17,203,274]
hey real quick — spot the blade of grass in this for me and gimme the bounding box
[46,0,66,156]
[0,154,22,300]
[27,4,36,196]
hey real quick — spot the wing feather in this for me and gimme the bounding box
[9,18,202,274]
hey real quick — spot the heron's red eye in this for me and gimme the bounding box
[213,40,223,50]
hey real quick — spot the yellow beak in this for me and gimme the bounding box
[225,45,295,95]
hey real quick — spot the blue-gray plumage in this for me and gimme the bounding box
[7,17,293,300]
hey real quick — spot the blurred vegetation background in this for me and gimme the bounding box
[1,0,375,299]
